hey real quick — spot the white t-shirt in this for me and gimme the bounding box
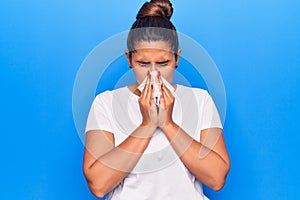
[85,84,223,200]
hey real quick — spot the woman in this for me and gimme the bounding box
[83,0,230,199]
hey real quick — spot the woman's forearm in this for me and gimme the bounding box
[161,122,230,191]
[85,125,156,198]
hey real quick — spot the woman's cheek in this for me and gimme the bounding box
[161,70,174,83]
[134,70,148,84]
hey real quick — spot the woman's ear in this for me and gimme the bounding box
[125,51,132,68]
[175,49,182,66]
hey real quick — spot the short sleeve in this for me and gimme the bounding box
[85,94,114,134]
[200,91,223,130]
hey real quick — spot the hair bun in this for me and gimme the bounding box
[136,0,173,20]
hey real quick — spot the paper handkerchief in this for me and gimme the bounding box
[137,71,175,106]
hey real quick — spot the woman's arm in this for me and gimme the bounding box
[83,76,158,198]
[83,125,156,198]
[161,125,230,191]
[158,84,230,191]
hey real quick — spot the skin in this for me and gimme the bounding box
[83,41,230,198]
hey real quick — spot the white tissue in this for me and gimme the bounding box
[151,71,161,102]
[137,71,175,106]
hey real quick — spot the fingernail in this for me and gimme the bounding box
[147,71,150,77]
[157,71,161,78]
[161,84,163,89]
[151,84,153,89]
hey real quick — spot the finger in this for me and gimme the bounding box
[140,80,147,99]
[150,94,156,108]
[161,84,173,99]
[159,87,166,109]
[146,81,154,104]
[158,72,163,85]
[145,74,152,102]
[158,73,164,97]
[162,84,173,96]
[157,74,170,99]
[141,74,150,99]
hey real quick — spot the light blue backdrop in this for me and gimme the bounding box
[1,0,299,199]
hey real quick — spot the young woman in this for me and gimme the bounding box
[83,0,230,199]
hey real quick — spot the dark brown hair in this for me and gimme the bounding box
[127,0,179,60]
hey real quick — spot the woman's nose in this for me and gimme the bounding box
[150,64,158,71]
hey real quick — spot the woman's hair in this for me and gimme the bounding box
[127,0,179,60]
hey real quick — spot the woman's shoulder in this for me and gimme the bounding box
[94,86,128,102]
[176,84,209,97]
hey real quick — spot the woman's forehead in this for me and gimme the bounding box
[132,41,173,60]
[133,41,173,52]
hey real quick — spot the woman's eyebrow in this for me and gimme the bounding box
[156,60,170,64]
[136,60,151,64]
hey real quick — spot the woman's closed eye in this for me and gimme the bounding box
[140,63,150,67]
[136,60,170,67]
[157,61,170,67]
[158,63,168,67]
[137,61,151,67]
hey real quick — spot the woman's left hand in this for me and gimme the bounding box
[158,80,175,129]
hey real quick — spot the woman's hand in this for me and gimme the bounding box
[158,76,175,129]
[138,72,158,129]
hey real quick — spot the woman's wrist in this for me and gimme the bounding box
[160,120,177,131]
[140,122,157,131]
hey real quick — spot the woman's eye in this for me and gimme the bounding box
[138,63,150,67]
[159,63,168,67]
[157,63,168,67]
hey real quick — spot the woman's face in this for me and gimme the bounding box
[126,41,181,84]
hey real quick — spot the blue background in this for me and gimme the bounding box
[1,0,299,199]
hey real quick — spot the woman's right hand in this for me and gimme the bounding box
[138,72,158,129]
